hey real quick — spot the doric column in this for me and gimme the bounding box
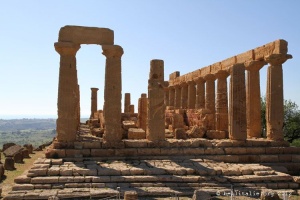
[245,60,266,138]
[194,77,205,109]
[137,93,147,131]
[174,84,181,109]
[215,70,229,131]
[180,82,188,109]
[204,74,216,129]
[168,86,175,107]
[90,88,99,119]
[102,45,124,143]
[129,105,134,114]
[187,80,196,109]
[229,63,247,140]
[164,81,170,106]
[265,54,292,140]
[147,59,165,141]
[124,93,131,113]
[77,84,80,127]
[55,42,80,142]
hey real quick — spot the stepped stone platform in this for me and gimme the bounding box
[4,126,300,199]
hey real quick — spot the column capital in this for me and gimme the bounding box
[174,84,181,89]
[194,77,205,84]
[187,80,195,85]
[163,81,169,91]
[102,45,124,58]
[54,42,80,56]
[244,60,266,71]
[179,81,188,87]
[228,63,245,75]
[215,70,229,79]
[91,88,99,92]
[265,54,292,65]
[203,74,215,81]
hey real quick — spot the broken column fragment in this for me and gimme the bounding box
[146,59,165,141]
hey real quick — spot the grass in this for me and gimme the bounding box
[291,138,300,147]
[0,150,46,198]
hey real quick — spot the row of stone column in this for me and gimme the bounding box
[55,42,124,143]
[165,54,291,141]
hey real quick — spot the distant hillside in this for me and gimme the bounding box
[0,118,56,148]
[0,118,56,131]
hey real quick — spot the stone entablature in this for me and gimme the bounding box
[168,39,290,86]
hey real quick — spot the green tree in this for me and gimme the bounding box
[261,97,300,143]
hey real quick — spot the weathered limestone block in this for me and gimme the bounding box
[22,149,30,158]
[58,25,114,45]
[14,175,31,184]
[229,63,247,140]
[4,156,15,170]
[170,113,184,131]
[2,142,16,152]
[0,163,4,180]
[147,59,165,141]
[206,130,227,139]
[128,128,146,139]
[124,191,138,200]
[187,126,205,138]
[23,144,33,154]
[174,128,187,139]
[91,128,104,137]
[13,152,24,163]
[122,120,136,130]
[55,42,80,142]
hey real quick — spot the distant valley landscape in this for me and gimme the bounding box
[0,118,56,148]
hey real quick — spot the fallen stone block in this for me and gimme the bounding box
[128,128,146,139]
[174,128,187,139]
[206,130,226,139]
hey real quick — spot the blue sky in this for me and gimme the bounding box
[0,1,299,118]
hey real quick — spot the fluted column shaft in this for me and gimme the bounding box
[124,93,131,113]
[137,93,147,131]
[174,85,181,109]
[90,88,99,119]
[265,54,292,140]
[187,81,196,109]
[195,78,205,109]
[55,42,80,142]
[215,71,229,131]
[164,81,170,106]
[245,61,265,138]
[180,82,188,109]
[229,63,247,140]
[102,45,124,143]
[204,74,216,129]
[169,86,175,107]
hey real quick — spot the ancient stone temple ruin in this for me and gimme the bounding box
[4,25,300,200]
